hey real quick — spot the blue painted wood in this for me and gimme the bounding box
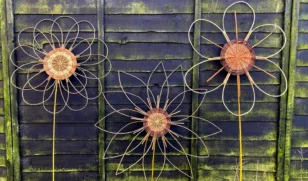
[0,0,299,180]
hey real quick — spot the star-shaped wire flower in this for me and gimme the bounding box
[95,62,221,180]
[10,16,111,113]
[184,1,288,116]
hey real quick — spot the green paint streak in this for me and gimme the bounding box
[22,167,97,172]
[0,139,4,150]
[202,0,284,13]
[276,0,292,180]
[107,173,189,181]
[284,0,301,181]
[297,44,308,50]
[200,130,277,141]
[14,0,96,14]
[1,0,14,180]
[247,130,277,141]
[16,1,63,14]
[200,141,276,157]
[3,0,20,180]
[198,169,276,181]
[0,118,5,133]
[295,83,308,98]
[296,59,308,67]
[109,52,191,61]
[199,157,276,172]
[200,62,280,72]
[105,1,193,14]
[107,163,190,171]
[200,33,283,48]
[290,170,308,179]
[292,133,308,147]
[97,0,105,180]
[203,106,278,121]
[22,172,97,181]
[295,71,308,82]
[0,156,6,166]
[15,22,94,33]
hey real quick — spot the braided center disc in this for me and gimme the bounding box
[220,40,255,75]
[43,48,77,80]
[143,108,171,137]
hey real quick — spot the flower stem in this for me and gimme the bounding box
[237,75,243,181]
[151,137,156,181]
[52,81,58,181]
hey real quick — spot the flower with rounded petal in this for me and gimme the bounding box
[95,62,221,180]
[185,1,287,116]
[10,16,112,113]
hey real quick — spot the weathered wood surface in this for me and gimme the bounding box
[0,0,303,181]
[288,1,308,181]
[0,0,8,180]
[10,1,101,180]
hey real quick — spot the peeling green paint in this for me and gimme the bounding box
[22,166,97,172]
[198,169,276,181]
[107,173,190,181]
[123,2,152,14]
[199,157,276,172]
[105,0,194,14]
[201,0,284,13]
[200,141,277,157]
[107,162,190,171]
[295,84,308,98]
[295,70,308,82]
[203,106,278,122]
[14,0,96,14]
[284,0,301,180]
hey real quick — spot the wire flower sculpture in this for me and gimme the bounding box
[184,1,287,181]
[10,16,111,181]
[95,62,221,180]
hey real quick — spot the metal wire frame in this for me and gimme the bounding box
[184,1,288,116]
[95,62,222,180]
[10,16,112,114]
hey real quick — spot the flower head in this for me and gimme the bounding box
[10,16,111,113]
[96,62,221,180]
[184,1,287,116]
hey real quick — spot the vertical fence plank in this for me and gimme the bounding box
[98,0,106,180]
[6,0,20,179]
[284,0,300,180]
[191,0,201,181]
[2,0,19,180]
[0,0,12,180]
[277,0,292,180]
[0,1,302,181]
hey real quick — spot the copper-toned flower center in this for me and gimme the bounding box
[43,48,77,80]
[143,108,171,137]
[220,40,255,75]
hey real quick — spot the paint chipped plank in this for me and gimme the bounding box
[20,124,98,141]
[22,172,98,181]
[21,155,97,172]
[20,140,97,156]
[105,0,194,14]
[198,170,275,181]
[14,0,97,14]
[201,0,284,13]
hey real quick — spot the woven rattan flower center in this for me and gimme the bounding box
[143,108,171,137]
[43,48,77,80]
[220,40,255,75]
